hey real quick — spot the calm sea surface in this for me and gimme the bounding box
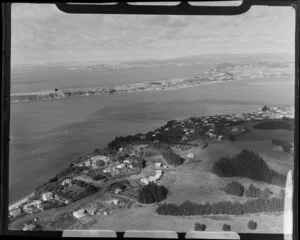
[9,69,294,204]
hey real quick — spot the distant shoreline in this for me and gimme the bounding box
[10,73,292,103]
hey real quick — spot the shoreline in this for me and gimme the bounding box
[10,74,292,103]
[9,192,34,210]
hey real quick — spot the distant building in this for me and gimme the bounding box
[217,135,223,141]
[42,192,53,201]
[61,178,73,187]
[91,155,110,163]
[73,209,86,219]
[116,163,125,169]
[23,200,43,213]
[187,153,194,159]
[232,127,239,132]
[140,178,149,185]
[23,223,37,231]
[123,159,131,164]
[155,162,162,168]
[9,207,21,218]
[114,188,122,194]
[106,199,119,205]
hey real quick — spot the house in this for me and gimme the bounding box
[128,165,133,169]
[23,223,37,231]
[9,207,21,218]
[140,178,149,185]
[123,159,131,164]
[73,209,86,219]
[116,163,125,169]
[114,188,122,194]
[217,135,223,141]
[23,200,43,213]
[187,153,194,159]
[103,211,109,216]
[91,155,110,163]
[42,192,53,201]
[155,162,162,168]
[232,127,238,132]
[106,199,119,205]
[61,178,72,187]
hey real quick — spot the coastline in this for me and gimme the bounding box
[9,193,34,210]
[10,74,291,103]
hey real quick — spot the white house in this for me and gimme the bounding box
[116,163,125,169]
[140,178,149,185]
[106,199,119,205]
[73,209,86,219]
[114,188,122,194]
[123,159,131,164]
[42,192,53,201]
[217,135,223,141]
[155,162,162,168]
[61,178,72,187]
[187,153,194,159]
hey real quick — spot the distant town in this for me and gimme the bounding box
[9,105,294,232]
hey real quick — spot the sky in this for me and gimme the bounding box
[11,3,295,65]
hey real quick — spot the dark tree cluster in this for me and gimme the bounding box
[247,220,258,230]
[224,183,274,199]
[155,198,284,216]
[272,139,293,154]
[212,149,286,186]
[138,182,168,204]
[222,224,231,231]
[223,181,244,197]
[194,223,207,231]
[253,121,292,131]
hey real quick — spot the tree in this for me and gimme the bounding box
[138,182,168,204]
[194,223,206,231]
[261,188,272,199]
[262,105,269,112]
[223,181,244,197]
[222,224,231,231]
[248,220,258,230]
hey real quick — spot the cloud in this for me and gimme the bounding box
[11,3,295,65]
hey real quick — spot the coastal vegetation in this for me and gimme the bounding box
[212,149,286,186]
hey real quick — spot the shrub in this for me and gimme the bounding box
[222,224,231,231]
[261,188,272,199]
[245,184,261,198]
[223,181,244,197]
[194,223,207,231]
[248,220,258,230]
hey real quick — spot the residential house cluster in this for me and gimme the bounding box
[140,170,164,185]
